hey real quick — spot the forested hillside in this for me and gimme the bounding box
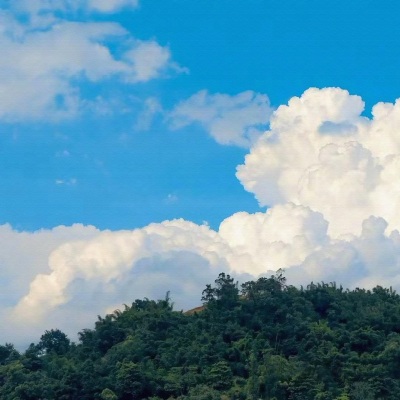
[2,272,400,399]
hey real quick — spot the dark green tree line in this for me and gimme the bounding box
[2,272,400,399]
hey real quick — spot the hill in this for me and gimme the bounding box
[1,271,400,399]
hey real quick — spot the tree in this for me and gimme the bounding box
[202,273,239,309]
[0,344,19,365]
[241,272,286,304]
[115,360,147,399]
[38,329,70,355]
[350,382,375,400]
[181,384,221,400]
[101,388,118,400]
[207,360,233,390]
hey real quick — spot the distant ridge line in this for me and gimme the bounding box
[183,305,205,315]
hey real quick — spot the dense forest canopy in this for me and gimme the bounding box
[2,271,400,399]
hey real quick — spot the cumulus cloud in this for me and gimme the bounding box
[168,90,273,147]
[285,216,400,290]
[237,87,400,237]
[5,87,400,348]
[0,224,100,345]
[2,221,232,346]
[12,221,227,323]
[219,204,329,276]
[0,3,179,121]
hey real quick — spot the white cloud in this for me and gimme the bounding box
[12,220,226,323]
[124,40,181,83]
[284,216,400,290]
[219,204,329,275]
[135,97,163,130]
[0,223,100,345]
[10,0,139,18]
[168,90,273,147]
[237,87,400,237]
[164,193,179,204]
[87,0,139,13]
[0,3,180,122]
[2,221,232,346]
[55,178,77,185]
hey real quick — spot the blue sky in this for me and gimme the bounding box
[2,0,400,231]
[3,0,400,347]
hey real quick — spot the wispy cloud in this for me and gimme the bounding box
[163,193,179,204]
[55,178,77,186]
[135,97,163,130]
[0,3,182,122]
[8,0,140,20]
[87,0,140,13]
[168,90,273,147]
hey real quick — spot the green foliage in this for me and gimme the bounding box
[3,272,400,399]
[202,272,239,309]
[38,329,70,355]
[0,344,19,365]
[101,388,118,400]
[207,360,233,390]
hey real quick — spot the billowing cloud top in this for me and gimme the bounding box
[4,87,400,348]
[237,87,400,237]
